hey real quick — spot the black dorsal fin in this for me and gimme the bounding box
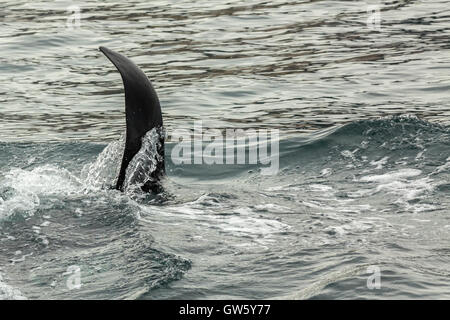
[99,46,163,191]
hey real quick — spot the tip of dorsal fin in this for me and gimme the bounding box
[99,47,164,191]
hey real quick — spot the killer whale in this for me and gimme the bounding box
[99,46,165,193]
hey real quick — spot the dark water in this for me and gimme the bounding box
[1,0,449,299]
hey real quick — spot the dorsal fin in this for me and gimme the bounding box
[99,46,163,191]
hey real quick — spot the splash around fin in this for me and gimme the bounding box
[99,46,165,193]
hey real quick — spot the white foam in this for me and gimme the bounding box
[218,210,289,237]
[359,168,437,211]
[4,165,81,195]
[369,156,389,170]
[81,136,124,191]
[0,138,129,221]
[341,149,357,159]
[432,156,450,175]
[140,194,290,243]
[375,178,434,201]
[40,221,50,227]
[0,190,40,220]
[415,149,426,160]
[320,168,333,177]
[309,184,333,192]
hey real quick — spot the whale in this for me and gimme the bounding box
[99,46,165,193]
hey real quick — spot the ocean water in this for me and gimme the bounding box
[0,0,449,299]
